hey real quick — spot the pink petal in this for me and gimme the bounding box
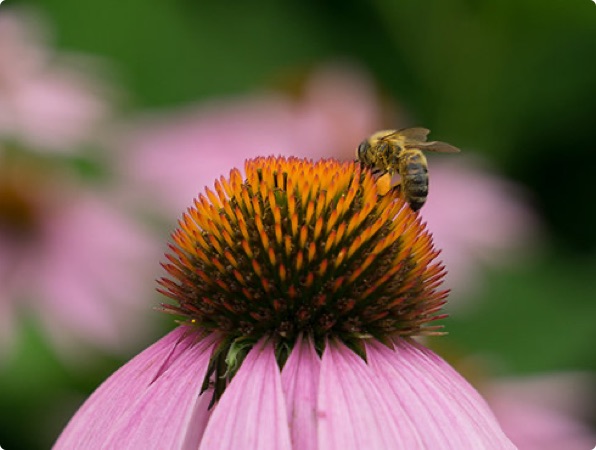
[365,339,516,449]
[102,337,215,449]
[318,340,411,450]
[54,327,214,449]
[199,340,292,450]
[281,337,321,450]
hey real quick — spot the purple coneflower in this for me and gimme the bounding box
[55,156,515,449]
[0,152,158,359]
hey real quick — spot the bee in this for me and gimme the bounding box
[356,127,460,211]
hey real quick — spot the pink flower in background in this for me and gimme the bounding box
[0,11,159,360]
[117,63,383,216]
[56,157,515,448]
[0,160,160,360]
[487,373,596,450]
[0,11,110,152]
[419,157,539,302]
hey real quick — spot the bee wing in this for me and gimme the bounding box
[377,127,430,143]
[415,140,460,153]
[397,127,431,143]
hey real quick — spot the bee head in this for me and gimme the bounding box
[356,139,371,161]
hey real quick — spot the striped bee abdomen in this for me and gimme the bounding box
[399,150,429,211]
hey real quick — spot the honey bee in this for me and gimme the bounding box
[356,127,460,211]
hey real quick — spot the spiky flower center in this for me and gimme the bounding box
[159,156,447,402]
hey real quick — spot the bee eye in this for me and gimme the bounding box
[357,141,369,158]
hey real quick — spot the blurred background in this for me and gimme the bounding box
[1,0,595,448]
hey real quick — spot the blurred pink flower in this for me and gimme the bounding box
[0,10,158,360]
[117,63,383,216]
[0,157,160,361]
[487,372,596,450]
[419,156,540,302]
[0,11,110,152]
[55,327,516,449]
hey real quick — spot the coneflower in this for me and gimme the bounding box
[55,156,515,449]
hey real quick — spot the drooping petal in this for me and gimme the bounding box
[101,337,216,449]
[365,339,517,449]
[54,327,214,449]
[199,340,292,450]
[318,340,409,450]
[281,337,321,450]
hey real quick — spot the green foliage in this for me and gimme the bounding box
[448,256,596,373]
